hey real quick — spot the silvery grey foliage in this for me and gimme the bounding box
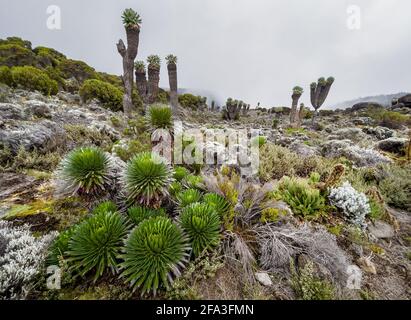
[255,223,351,286]
[0,221,57,300]
[328,182,370,228]
[255,223,351,288]
[321,140,391,167]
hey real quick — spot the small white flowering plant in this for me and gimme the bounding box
[328,181,370,228]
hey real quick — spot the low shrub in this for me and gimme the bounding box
[0,66,13,86]
[11,66,58,95]
[0,37,32,49]
[378,164,411,211]
[259,143,320,181]
[377,111,410,129]
[178,93,204,109]
[0,221,56,299]
[290,260,335,300]
[0,43,36,67]
[0,145,61,172]
[33,46,66,67]
[79,79,123,111]
[57,58,96,82]
[64,124,115,150]
[277,177,326,219]
[113,137,151,162]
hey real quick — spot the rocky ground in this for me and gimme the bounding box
[0,84,410,300]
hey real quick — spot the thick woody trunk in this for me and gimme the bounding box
[167,62,178,109]
[148,66,160,104]
[312,108,319,125]
[318,82,333,108]
[297,103,304,127]
[135,69,147,101]
[117,26,140,116]
[290,93,301,125]
[310,84,317,108]
[310,78,334,125]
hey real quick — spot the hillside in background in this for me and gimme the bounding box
[330,92,410,109]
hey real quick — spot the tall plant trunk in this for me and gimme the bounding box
[135,69,147,102]
[297,103,304,127]
[167,62,178,109]
[312,108,319,125]
[318,82,333,107]
[290,93,301,125]
[117,26,140,116]
[147,66,160,104]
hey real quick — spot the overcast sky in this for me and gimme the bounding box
[0,0,410,107]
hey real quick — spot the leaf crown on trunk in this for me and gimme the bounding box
[121,8,142,28]
[134,60,146,72]
[165,54,178,65]
[147,55,161,70]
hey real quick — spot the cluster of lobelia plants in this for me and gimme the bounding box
[48,140,230,295]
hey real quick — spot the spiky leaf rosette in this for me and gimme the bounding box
[170,181,183,196]
[203,193,230,218]
[67,210,129,281]
[182,174,204,190]
[121,8,142,28]
[46,227,77,267]
[176,189,202,208]
[127,206,166,226]
[123,152,173,207]
[120,216,190,295]
[173,166,190,181]
[165,54,177,65]
[293,86,304,95]
[92,201,118,215]
[57,147,113,196]
[134,60,146,72]
[145,103,173,130]
[318,77,326,85]
[180,202,221,257]
[147,55,161,70]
